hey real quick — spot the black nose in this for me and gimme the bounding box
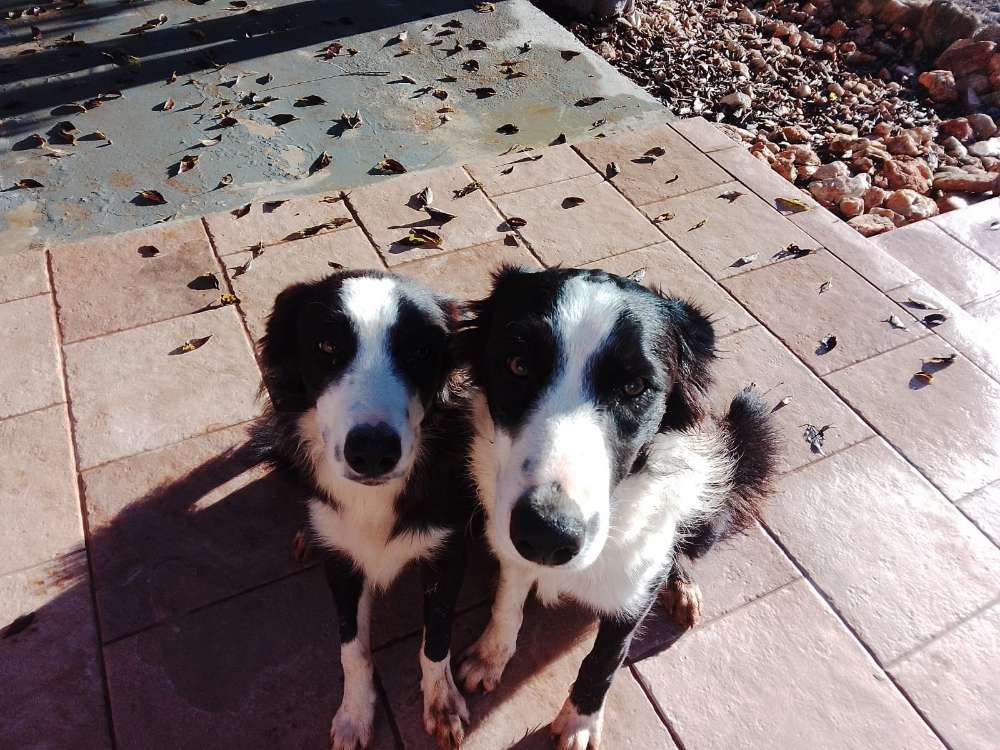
[343,423,402,478]
[509,484,585,566]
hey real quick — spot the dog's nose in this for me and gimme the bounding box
[343,423,401,478]
[509,484,585,566]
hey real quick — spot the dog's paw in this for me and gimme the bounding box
[550,698,603,750]
[659,576,703,630]
[329,700,374,750]
[457,632,515,693]
[422,664,469,749]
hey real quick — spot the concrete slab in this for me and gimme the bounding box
[0,0,666,252]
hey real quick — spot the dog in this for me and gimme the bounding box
[254,270,476,750]
[454,266,778,749]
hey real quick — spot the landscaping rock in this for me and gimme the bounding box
[809,174,871,206]
[969,138,1000,157]
[885,188,940,221]
[934,39,996,78]
[967,113,998,140]
[932,170,1000,192]
[918,70,958,102]
[881,158,933,192]
[919,1,981,58]
[848,212,896,236]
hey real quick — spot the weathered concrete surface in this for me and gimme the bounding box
[0,0,666,252]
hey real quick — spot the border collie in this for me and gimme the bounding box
[455,266,778,749]
[254,270,476,750]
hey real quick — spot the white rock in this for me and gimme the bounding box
[811,161,851,181]
[848,213,895,236]
[969,138,1000,158]
[884,189,940,222]
[720,91,753,110]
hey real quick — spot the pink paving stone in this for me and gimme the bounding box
[103,568,394,750]
[789,205,919,292]
[766,438,1000,664]
[722,250,926,376]
[888,280,1000,382]
[931,196,1000,269]
[0,553,112,750]
[49,219,222,344]
[376,601,676,750]
[224,227,384,340]
[711,326,873,472]
[347,166,505,266]
[0,248,48,303]
[890,602,1000,750]
[574,124,731,205]
[203,193,354,257]
[0,293,64,420]
[643,181,821,281]
[669,117,740,153]
[395,238,542,299]
[492,173,663,266]
[633,580,943,750]
[870,220,1000,306]
[632,524,800,659]
[0,405,81,577]
[464,144,595,197]
[709,145,822,213]
[958,481,1000,546]
[81,423,310,641]
[579,241,757,338]
[825,338,1000,500]
[64,306,260,469]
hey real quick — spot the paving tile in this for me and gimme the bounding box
[670,117,739,153]
[579,241,757,338]
[224,227,383,341]
[50,219,222,344]
[0,294,64,420]
[493,173,663,266]
[634,580,942,750]
[376,601,676,749]
[82,424,310,641]
[931,197,1000,269]
[826,338,1000,500]
[965,293,1000,328]
[0,554,113,750]
[766,439,1000,664]
[348,166,505,266]
[395,239,542,300]
[64,306,260,470]
[204,193,354,257]
[574,124,731,205]
[958,481,1000,547]
[632,524,800,659]
[465,144,595,198]
[891,602,1000,750]
[104,568,394,750]
[643,181,821,281]
[0,248,48,303]
[888,280,1000,383]
[711,326,874,472]
[789,205,919,292]
[710,145,822,213]
[723,250,925,376]
[0,406,81,577]
[870,221,1000,306]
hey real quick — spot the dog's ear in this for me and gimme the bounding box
[451,264,525,382]
[258,282,312,410]
[656,296,716,431]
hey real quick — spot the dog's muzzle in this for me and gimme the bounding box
[509,483,586,567]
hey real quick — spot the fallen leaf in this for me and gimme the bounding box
[988,220,999,231]
[399,74,417,84]
[923,313,947,327]
[624,268,645,283]
[284,219,352,240]
[605,161,620,179]
[519,40,532,53]
[400,228,443,247]
[137,245,159,257]
[175,154,199,175]
[885,314,907,330]
[310,151,332,175]
[719,190,745,202]
[551,133,567,145]
[504,234,518,246]
[506,217,527,228]
[652,211,675,222]
[414,187,433,207]
[219,293,240,306]
[473,1,495,11]
[295,94,327,107]
[136,189,167,204]
[469,39,487,50]
[424,206,456,223]
[644,146,666,159]
[392,31,408,44]
[197,136,222,147]
[468,87,496,99]
[772,244,817,260]
[819,280,832,294]
[262,200,286,212]
[340,110,363,129]
[770,397,791,413]
[775,197,811,213]
[160,98,175,111]
[217,174,233,189]
[42,145,76,158]
[443,19,463,28]
[172,336,212,355]
[905,296,938,310]
[270,113,299,126]
[218,116,239,127]
[25,134,46,148]
[376,157,407,174]
[922,354,957,368]
[432,89,449,100]
[453,181,481,198]
[575,96,605,107]
[258,73,273,84]
[664,174,679,184]
[1,612,35,639]
[497,123,519,135]
[232,203,251,218]
[463,59,480,72]
[689,219,707,231]
[818,334,838,353]
[500,166,514,175]
[14,178,44,189]
[801,423,834,455]
[329,261,345,269]
[911,371,934,386]
[731,253,757,267]
[561,196,586,208]
[561,50,581,61]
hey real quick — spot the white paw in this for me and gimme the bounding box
[457,631,515,693]
[421,655,470,749]
[329,701,374,750]
[550,698,603,750]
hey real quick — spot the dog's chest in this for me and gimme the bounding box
[309,499,448,589]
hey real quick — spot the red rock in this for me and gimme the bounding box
[881,158,932,192]
[879,0,923,27]
[886,134,921,156]
[777,145,821,165]
[934,39,996,78]
[932,171,1000,193]
[839,196,865,218]
[863,186,888,209]
[940,117,974,142]
[828,20,849,39]
[885,189,940,222]
[968,113,998,140]
[848,213,895,236]
[917,70,958,102]
[781,125,811,144]
[871,206,907,227]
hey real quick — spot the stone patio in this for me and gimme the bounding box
[2,117,999,750]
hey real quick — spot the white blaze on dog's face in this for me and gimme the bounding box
[465,268,715,572]
[262,272,451,487]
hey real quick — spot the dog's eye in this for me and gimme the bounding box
[507,356,528,377]
[622,377,647,398]
[318,340,335,355]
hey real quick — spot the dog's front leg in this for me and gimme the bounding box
[325,552,376,750]
[420,533,470,749]
[458,567,532,693]
[551,598,653,750]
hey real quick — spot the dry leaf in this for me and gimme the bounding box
[175,154,199,175]
[922,354,957,368]
[504,234,518,246]
[689,219,707,231]
[137,245,159,257]
[217,174,233,189]
[923,313,947,327]
[295,94,327,107]
[497,123,519,135]
[468,87,496,99]
[911,371,934,386]
[885,314,907,330]
[453,181,481,198]
[473,1,495,11]
[463,59,480,73]
[232,203,251,218]
[731,254,757,267]
[189,272,220,290]
[284,219,352,240]
[310,151,332,175]
[575,96,605,107]
[219,293,240,306]
[818,334,838,353]
[801,423,834,455]
[340,110,363,129]
[719,190,745,202]
[14,178,44,189]
[561,50,581,61]
[605,162,620,179]
[551,133,567,145]
[443,19,463,28]
[167,71,177,84]
[775,197,811,213]
[172,336,212,355]
[819,280,832,294]
[25,134,46,148]
[625,268,646,283]
[506,217,527,229]
[136,189,167,204]
[392,30,408,44]
[562,196,586,208]
[262,200,286,212]
[197,136,222,147]
[258,73,273,84]
[414,187,433,207]
[400,228,442,247]
[988,220,999,231]
[469,39,487,50]
[160,98,175,111]
[652,212,675,222]
[906,297,938,310]
[270,113,299,126]
[644,146,666,158]
[770,397,791,413]
[376,157,407,174]
[218,116,239,127]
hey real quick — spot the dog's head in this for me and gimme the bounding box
[259,270,455,487]
[459,266,715,571]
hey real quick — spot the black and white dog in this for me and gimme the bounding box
[254,270,476,750]
[455,266,778,749]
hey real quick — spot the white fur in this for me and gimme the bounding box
[330,590,375,750]
[551,697,605,750]
[419,646,469,745]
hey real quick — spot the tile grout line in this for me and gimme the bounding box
[0,398,69,427]
[340,190,394,272]
[757,520,956,750]
[42,248,120,750]
[628,663,690,750]
[0,288,52,306]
